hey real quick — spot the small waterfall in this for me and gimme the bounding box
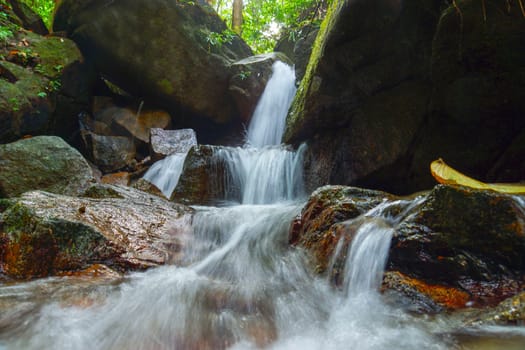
[343,219,394,296]
[142,153,187,198]
[217,144,305,204]
[245,61,297,147]
[214,60,305,204]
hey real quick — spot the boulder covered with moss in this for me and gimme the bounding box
[0,3,93,144]
[54,0,253,142]
[0,136,95,197]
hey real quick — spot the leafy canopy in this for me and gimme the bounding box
[217,0,322,53]
[15,0,321,53]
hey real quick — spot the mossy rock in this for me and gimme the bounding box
[0,136,95,198]
[0,23,93,143]
[390,185,525,296]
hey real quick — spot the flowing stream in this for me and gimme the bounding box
[1,61,524,349]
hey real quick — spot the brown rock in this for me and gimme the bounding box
[0,185,194,279]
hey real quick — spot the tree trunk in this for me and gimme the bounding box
[232,0,243,35]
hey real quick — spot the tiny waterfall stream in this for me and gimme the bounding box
[1,61,524,349]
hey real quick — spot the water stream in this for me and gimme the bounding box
[1,61,524,349]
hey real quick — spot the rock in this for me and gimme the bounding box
[275,23,320,82]
[292,184,525,308]
[464,291,525,326]
[8,0,49,35]
[171,145,228,205]
[150,128,198,161]
[0,15,93,144]
[229,52,293,123]
[81,132,136,173]
[112,108,171,143]
[408,0,525,190]
[132,178,165,199]
[0,185,194,279]
[54,0,252,140]
[289,185,395,282]
[389,185,525,305]
[283,0,525,194]
[101,172,131,186]
[382,271,471,312]
[0,136,95,198]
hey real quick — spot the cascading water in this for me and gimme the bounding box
[143,152,187,198]
[245,61,297,148]
[2,60,524,350]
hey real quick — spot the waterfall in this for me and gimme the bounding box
[217,144,305,204]
[0,61,472,350]
[142,152,187,198]
[245,61,296,148]
[215,60,304,204]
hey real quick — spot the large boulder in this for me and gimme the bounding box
[408,0,525,189]
[53,0,253,141]
[0,136,95,197]
[289,185,396,282]
[390,185,525,305]
[0,185,194,279]
[291,184,525,308]
[0,15,93,144]
[284,0,525,194]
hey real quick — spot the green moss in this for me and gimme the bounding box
[157,78,175,95]
[284,0,345,142]
[3,202,36,235]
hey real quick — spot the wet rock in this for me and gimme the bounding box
[290,185,395,281]
[464,291,525,326]
[382,271,471,312]
[229,52,292,123]
[0,136,95,198]
[80,132,136,173]
[0,185,194,279]
[149,128,198,161]
[54,0,252,140]
[171,145,228,205]
[389,185,525,304]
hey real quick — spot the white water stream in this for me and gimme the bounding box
[1,61,524,349]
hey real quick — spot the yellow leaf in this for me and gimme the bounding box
[430,158,525,194]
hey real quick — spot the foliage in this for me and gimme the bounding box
[216,0,324,53]
[20,0,55,29]
[200,28,236,51]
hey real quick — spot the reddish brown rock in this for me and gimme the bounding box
[0,185,194,279]
[290,185,394,281]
